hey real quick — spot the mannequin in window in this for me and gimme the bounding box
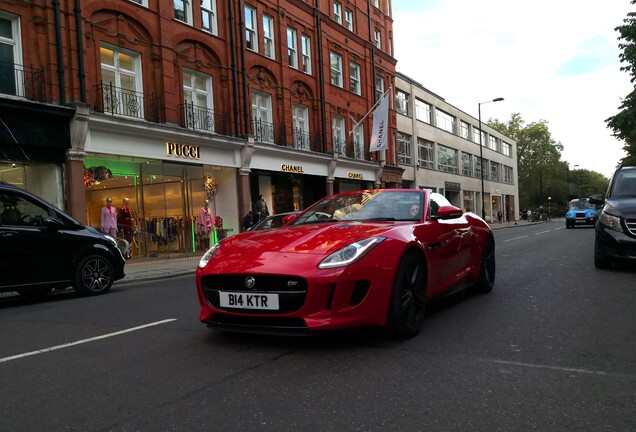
[197,199,214,250]
[118,197,133,259]
[100,197,117,237]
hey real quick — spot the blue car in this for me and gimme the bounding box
[565,198,599,229]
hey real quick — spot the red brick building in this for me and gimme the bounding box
[0,0,400,256]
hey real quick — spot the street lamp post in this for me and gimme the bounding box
[478,97,504,220]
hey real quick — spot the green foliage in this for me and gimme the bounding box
[488,114,609,211]
[605,2,636,165]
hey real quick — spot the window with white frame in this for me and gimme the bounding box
[352,124,364,159]
[345,9,353,31]
[293,103,310,150]
[201,0,217,34]
[396,90,409,116]
[502,141,511,157]
[481,159,489,180]
[183,69,214,131]
[245,5,258,52]
[372,0,379,8]
[415,98,431,124]
[490,161,500,182]
[489,135,498,151]
[128,0,148,6]
[330,52,343,87]
[460,121,470,140]
[174,0,192,24]
[287,28,298,68]
[100,44,143,118]
[333,1,343,24]
[263,15,275,59]
[435,109,455,134]
[437,145,458,173]
[374,29,381,49]
[349,61,361,95]
[332,115,346,155]
[301,35,311,74]
[504,166,513,184]
[0,12,23,98]
[473,126,480,143]
[252,90,273,142]
[461,152,472,176]
[375,75,384,102]
[417,138,434,169]
[397,132,412,165]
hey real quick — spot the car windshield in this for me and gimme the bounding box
[291,190,424,225]
[569,199,595,210]
[612,171,636,197]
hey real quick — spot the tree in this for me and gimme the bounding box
[488,113,609,212]
[605,1,636,166]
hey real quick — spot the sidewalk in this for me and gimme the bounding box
[117,219,547,285]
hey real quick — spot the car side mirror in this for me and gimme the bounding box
[589,194,605,205]
[41,216,65,231]
[434,205,464,220]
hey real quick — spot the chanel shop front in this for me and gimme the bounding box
[81,118,242,256]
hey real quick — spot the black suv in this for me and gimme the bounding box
[0,182,125,297]
[589,165,636,269]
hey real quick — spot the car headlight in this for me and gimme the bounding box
[198,242,222,268]
[598,211,622,232]
[566,211,573,218]
[318,237,385,269]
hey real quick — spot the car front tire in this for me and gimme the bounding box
[473,237,496,293]
[73,255,115,295]
[387,252,427,338]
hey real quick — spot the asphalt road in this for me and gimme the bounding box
[1,221,635,432]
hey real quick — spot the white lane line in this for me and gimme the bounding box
[503,235,528,243]
[554,226,565,230]
[484,358,615,377]
[535,230,551,235]
[0,319,177,364]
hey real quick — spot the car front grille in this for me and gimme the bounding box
[625,218,636,236]
[576,212,585,218]
[200,274,308,314]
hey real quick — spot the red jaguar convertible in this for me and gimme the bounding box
[195,189,495,338]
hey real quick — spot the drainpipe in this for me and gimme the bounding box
[315,1,327,153]
[228,0,240,136]
[53,0,66,105]
[237,0,250,136]
[74,0,86,102]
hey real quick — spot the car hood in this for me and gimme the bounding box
[606,197,636,217]
[220,221,400,256]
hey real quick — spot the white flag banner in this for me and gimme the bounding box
[369,92,389,151]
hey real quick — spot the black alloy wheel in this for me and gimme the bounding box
[387,252,427,338]
[73,255,115,295]
[473,237,496,293]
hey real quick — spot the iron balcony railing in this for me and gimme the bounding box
[294,129,311,150]
[96,81,163,123]
[180,102,232,136]
[0,60,46,102]
[252,118,276,144]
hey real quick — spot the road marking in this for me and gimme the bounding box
[554,226,565,230]
[503,235,528,242]
[483,358,621,378]
[535,230,551,235]
[0,319,177,364]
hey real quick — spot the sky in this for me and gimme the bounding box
[392,0,633,178]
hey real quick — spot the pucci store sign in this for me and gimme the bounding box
[347,172,364,180]
[166,142,200,160]
[281,163,304,173]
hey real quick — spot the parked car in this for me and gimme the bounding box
[589,165,636,269]
[248,211,300,231]
[0,182,126,298]
[196,189,495,338]
[565,197,599,229]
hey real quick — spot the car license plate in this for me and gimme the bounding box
[219,291,279,310]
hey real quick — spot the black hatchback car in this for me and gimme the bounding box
[589,165,636,269]
[0,182,125,297]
